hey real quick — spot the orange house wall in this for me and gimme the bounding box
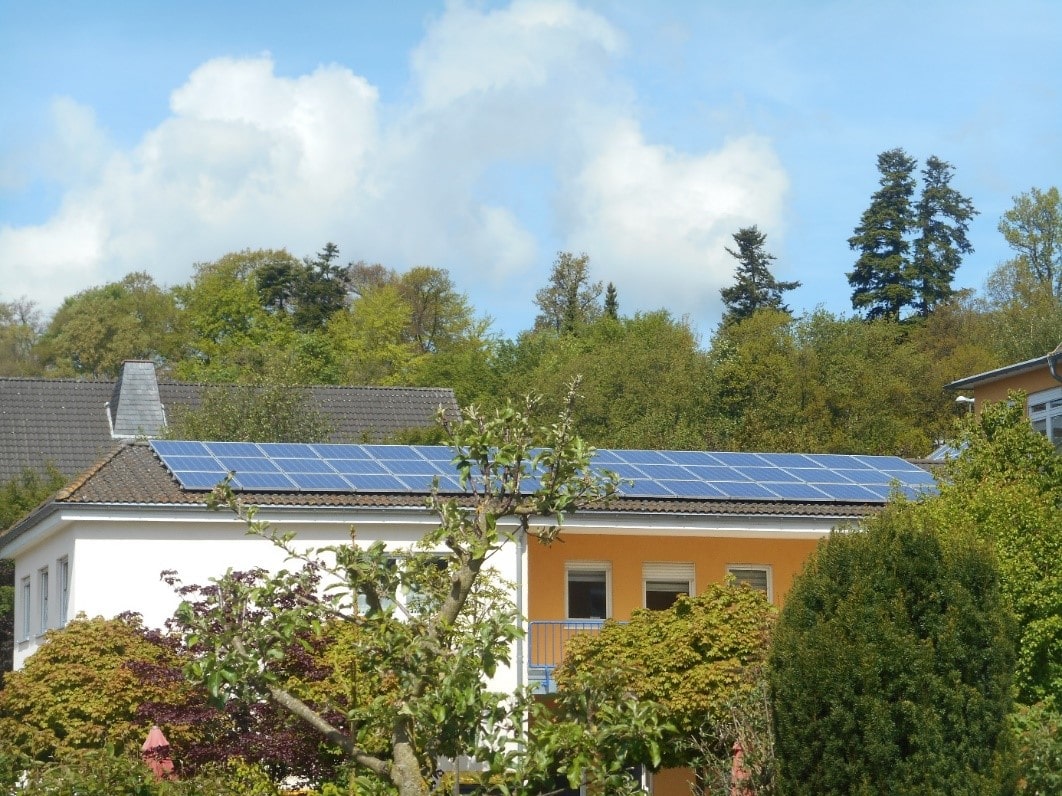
[528,532,820,619]
[972,369,1058,410]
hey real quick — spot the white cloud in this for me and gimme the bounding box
[564,122,788,322]
[0,0,788,336]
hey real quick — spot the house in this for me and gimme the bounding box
[945,344,1062,448]
[0,439,937,794]
[0,360,460,484]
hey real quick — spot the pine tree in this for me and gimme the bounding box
[603,282,619,319]
[847,148,918,320]
[911,156,977,316]
[719,225,800,325]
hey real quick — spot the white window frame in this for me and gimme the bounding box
[1028,386,1062,450]
[726,564,773,602]
[57,556,70,627]
[565,561,611,620]
[38,567,49,635]
[643,562,695,610]
[20,576,31,641]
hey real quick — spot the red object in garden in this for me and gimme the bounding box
[141,724,176,780]
[730,741,751,795]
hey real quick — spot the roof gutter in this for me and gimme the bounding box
[1048,343,1062,384]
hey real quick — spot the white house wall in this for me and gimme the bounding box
[10,506,522,695]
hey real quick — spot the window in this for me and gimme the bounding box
[1028,387,1062,450]
[643,562,694,610]
[727,565,772,602]
[566,563,610,619]
[57,556,70,627]
[39,567,49,634]
[20,577,31,641]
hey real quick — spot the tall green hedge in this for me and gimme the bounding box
[769,510,1017,795]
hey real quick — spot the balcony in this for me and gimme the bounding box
[526,619,613,693]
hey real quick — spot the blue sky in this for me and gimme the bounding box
[2,0,1060,339]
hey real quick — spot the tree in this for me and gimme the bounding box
[0,297,43,376]
[557,583,775,791]
[533,252,602,334]
[998,186,1062,299]
[929,398,1062,705]
[162,364,334,444]
[848,148,918,320]
[292,242,350,332]
[769,508,1017,794]
[720,226,800,325]
[0,615,203,763]
[604,282,619,320]
[911,156,978,316]
[36,273,184,378]
[848,149,976,320]
[168,393,621,796]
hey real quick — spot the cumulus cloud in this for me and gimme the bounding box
[0,0,787,335]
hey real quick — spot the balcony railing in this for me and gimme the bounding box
[527,619,620,693]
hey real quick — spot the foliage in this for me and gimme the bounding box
[998,186,1062,298]
[0,464,67,531]
[167,393,620,796]
[931,398,1062,704]
[720,225,800,326]
[848,148,976,320]
[505,312,711,449]
[978,258,1062,363]
[911,156,978,316]
[848,148,918,320]
[0,615,202,763]
[556,583,774,792]
[769,508,1017,795]
[8,746,282,796]
[533,251,602,334]
[0,296,43,376]
[36,272,184,378]
[163,363,334,444]
[1011,701,1062,796]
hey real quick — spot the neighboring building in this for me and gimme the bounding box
[945,344,1062,449]
[0,360,460,483]
[0,439,937,794]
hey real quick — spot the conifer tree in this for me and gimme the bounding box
[848,149,976,320]
[720,226,800,325]
[847,148,918,320]
[603,282,619,319]
[911,156,977,316]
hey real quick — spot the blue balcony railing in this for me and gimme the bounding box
[527,619,618,692]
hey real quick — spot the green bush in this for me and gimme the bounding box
[769,509,1017,795]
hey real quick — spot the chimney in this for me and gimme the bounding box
[107,361,167,438]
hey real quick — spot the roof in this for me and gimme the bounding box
[0,364,459,483]
[945,345,1062,390]
[0,442,910,554]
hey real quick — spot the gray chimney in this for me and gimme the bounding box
[107,360,167,438]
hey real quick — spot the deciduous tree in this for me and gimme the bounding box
[168,394,620,796]
[533,252,602,334]
[998,186,1062,299]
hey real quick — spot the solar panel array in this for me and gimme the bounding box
[150,441,937,503]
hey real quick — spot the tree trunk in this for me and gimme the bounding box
[391,740,429,796]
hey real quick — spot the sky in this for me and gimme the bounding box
[1,0,1060,340]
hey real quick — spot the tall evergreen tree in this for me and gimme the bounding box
[603,282,619,319]
[847,148,918,320]
[911,156,978,316]
[719,225,800,325]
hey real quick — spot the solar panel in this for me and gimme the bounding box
[149,441,936,504]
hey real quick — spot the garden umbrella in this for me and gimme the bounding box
[141,724,175,780]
